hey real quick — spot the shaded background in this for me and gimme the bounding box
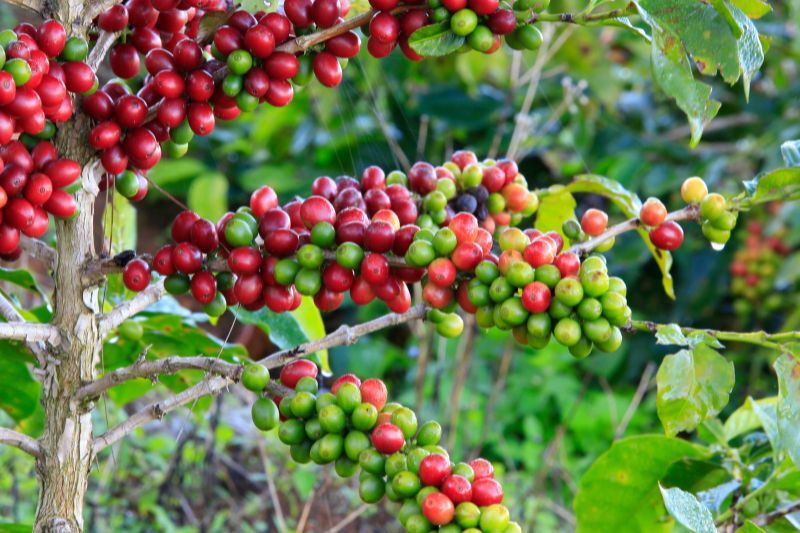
[1,0,799,531]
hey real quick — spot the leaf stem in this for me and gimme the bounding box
[627,320,799,351]
[531,3,638,24]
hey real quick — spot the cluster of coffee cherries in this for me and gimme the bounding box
[426,0,538,54]
[0,141,80,257]
[0,20,96,256]
[459,229,628,356]
[120,153,541,337]
[680,176,738,248]
[411,151,538,235]
[730,219,792,316]
[241,359,521,532]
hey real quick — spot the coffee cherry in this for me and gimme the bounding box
[649,221,684,251]
[122,258,151,291]
[581,208,608,237]
[442,475,472,504]
[312,51,342,87]
[680,176,708,204]
[640,197,667,227]
[371,423,405,454]
[422,492,455,526]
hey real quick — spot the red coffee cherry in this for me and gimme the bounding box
[360,378,387,409]
[279,359,318,388]
[371,422,405,454]
[471,478,503,506]
[312,51,342,87]
[581,208,608,237]
[649,221,684,251]
[122,258,151,292]
[419,454,452,487]
[441,475,472,504]
[190,271,217,304]
[640,197,667,227]
[422,492,455,526]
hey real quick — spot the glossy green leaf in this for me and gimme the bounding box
[187,173,229,222]
[409,23,465,57]
[534,186,576,240]
[635,0,763,95]
[147,158,209,189]
[659,485,715,533]
[291,297,329,374]
[575,435,710,533]
[103,191,137,256]
[568,175,675,298]
[730,0,771,18]
[648,29,720,147]
[781,140,800,167]
[774,353,800,466]
[656,345,735,436]
[742,168,800,205]
[723,396,777,442]
[0,268,46,295]
[234,306,309,351]
[0,342,41,422]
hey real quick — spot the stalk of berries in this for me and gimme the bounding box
[679,176,739,248]
[0,20,95,258]
[122,151,542,339]
[241,359,522,532]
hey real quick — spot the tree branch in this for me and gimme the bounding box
[18,236,57,270]
[754,500,800,526]
[92,376,290,454]
[86,30,119,72]
[96,279,166,336]
[566,204,700,256]
[86,249,407,278]
[255,303,428,369]
[0,321,62,344]
[78,304,429,402]
[0,292,55,365]
[75,355,241,402]
[3,0,43,14]
[627,320,800,351]
[0,427,40,458]
[531,2,637,24]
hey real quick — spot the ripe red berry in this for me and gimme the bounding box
[521,281,551,313]
[428,257,457,287]
[350,275,375,305]
[325,31,361,58]
[371,422,405,454]
[280,359,318,388]
[172,242,203,273]
[441,475,472,504]
[23,173,53,206]
[370,12,400,44]
[228,246,262,275]
[36,20,66,57]
[649,221,684,251]
[469,458,494,480]
[122,258,151,291]
[361,253,389,284]
[360,378,387,409]
[553,252,580,277]
[312,51,342,87]
[43,189,76,218]
[109,43,141,79]
[581,208,608,237]
[451,242,483,271]
[153,245,175,275]
[5,198,35,230]
[300,195,336,229]
[449,212,479,243]
[422,492,455,526]
[322,262,355,291]
[190,271,217,304]
[331,373,361,394]
[234,273,264,305]
[189,219,219,253]
[420,454,452,487]
[471,477,503,506]
[312,0,340,28]
[244,24,276,58]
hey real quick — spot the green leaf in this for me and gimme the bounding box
[291,297,329,374]
[656,345,735,436]
[568,175,675,298]
[654,324,723,349]
[575,435,710,533]
[233,306,310,351]
[749,397,780,453]
[534,186,576,240]
[723,396,778,442]
[0,523,34,532]
[648,29,720,147]
[635,0,763,94]
[774,353,800,466]
[187,173,229,222]
[659,485,715,533]
[730,0,771,19]
[0,342,41,423]
[742,168,800,205]
[103,191,137,255]
[409,22,465,57]
[0,268,46,295]
[710,0,742,39]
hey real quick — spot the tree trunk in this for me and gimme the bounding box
[33,62,102,531]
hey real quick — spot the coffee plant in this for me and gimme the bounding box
[0,0,797,530]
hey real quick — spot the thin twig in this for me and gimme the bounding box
[446,314,476,450]
[0,427,40,458]
[0,292,51,365]
[471,339,515,457]
[86,31,119,72]
[328,504,370,533]
[258,441,288,533]
[18,236,57,269]
[754,500,800,526]
[614,362,655,439]
[96,280,166,336]
[0,322,62,345]
[566,204,700,256]
[627,320,799,351]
